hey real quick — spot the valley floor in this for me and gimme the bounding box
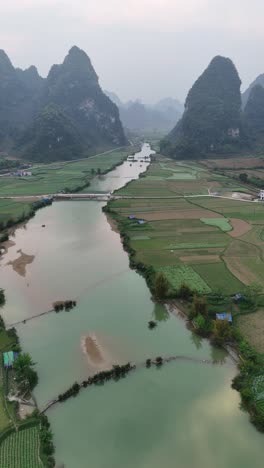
[109,154,264,351]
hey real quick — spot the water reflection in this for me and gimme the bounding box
[153,303,170,322]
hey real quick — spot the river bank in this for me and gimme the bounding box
[0,144,263,467]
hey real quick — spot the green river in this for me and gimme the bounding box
[0,144,263,467]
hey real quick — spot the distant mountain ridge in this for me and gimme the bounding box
[0,47,127,162]
[242,74,264,108]
[104,92,183,132]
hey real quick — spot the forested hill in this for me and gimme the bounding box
[161,56,243,158]
[0,47,127,162]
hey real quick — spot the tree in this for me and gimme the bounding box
[156,357,163,366]
[191,295,208,318]
[148,320,157,329]
[178,283,192,300]
[0,289,5,307]
[14,353,35,372]
[154,273,169,299]
[239,173,248,183]
[13,353,38,391]
[212,319,231,346]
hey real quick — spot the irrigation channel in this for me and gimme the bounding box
[0,144,263,468]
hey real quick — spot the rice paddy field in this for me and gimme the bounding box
[110,154,264,351]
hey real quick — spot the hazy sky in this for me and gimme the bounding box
[1,0,264,104]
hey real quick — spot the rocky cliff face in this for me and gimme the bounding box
[0,47,127,161]
[161,56,242,158]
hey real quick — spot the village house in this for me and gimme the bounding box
[227,128,240,138]
[216,313,233,323]
[259,189,264,201]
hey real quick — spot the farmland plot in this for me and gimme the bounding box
[0,426,42,468]
[157,265,211,293]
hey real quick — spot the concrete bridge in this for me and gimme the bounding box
[55,193,111,201]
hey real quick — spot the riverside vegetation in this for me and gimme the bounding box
[0,289,55,467]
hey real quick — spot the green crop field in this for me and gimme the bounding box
[201,217,232,232]
[157,265,211,293]
[0,200,32,226]
[192,263,244,294]
[0,147,131,197]
[110,152,264,298]
[0,426,42,468]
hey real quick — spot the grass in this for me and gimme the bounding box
[200,218,232,232]
[157,265,211,293]
[0,425,42,468]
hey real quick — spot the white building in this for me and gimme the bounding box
[228,128,240,138]
[259,190,264,200]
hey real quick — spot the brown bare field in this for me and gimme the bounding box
[201,157,264,170]
[225,239,260,257]
[238,310,264,353]
[223,256,257,285]
[228,218,252,238]
[136,209,223,221]
[180,255,221,264]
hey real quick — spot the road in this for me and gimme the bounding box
[0,192,260,203]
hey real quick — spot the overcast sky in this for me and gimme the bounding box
[0,0,264,104]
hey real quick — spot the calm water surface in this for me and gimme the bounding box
[0,145,263,467]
